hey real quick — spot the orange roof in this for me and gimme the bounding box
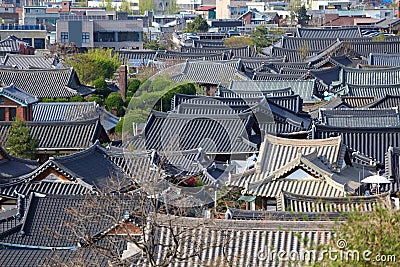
[195,6,216,11]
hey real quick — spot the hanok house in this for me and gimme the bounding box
[126,110,259,162]
[314,108,400,165]
[171,59,249,95]
[0,145,38,182]
[0,67,95,99]
[0,141,129,206]
[0,84,38,121]
[0,117,109,162]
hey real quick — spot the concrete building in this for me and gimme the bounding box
[56,13,143,50]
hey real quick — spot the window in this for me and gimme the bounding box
[61,32,68,43]
[0,108,5,121]
[82,32,90,43]
[9,108,16,120]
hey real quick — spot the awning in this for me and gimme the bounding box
[237,195,256,202]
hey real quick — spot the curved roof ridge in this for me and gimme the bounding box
[264,133,342,146]
[281,190,390,202]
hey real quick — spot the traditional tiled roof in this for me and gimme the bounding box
[240,57,284,71]
[138,110,258,154]
[193,39,224,48]
[0,248,110,267]
[227,80,317,103]
[252,72,306,80]
[2,54,56,69]
[256,134,344,175]
[343,41,400,58]
[171,59,249,85]
[32,102,120,131]
[328,54,356,67]
[0,179,92,197]
[309,66,341,88]
[0,118,109,151]
[0,146,38,180]
[180,46,252,58]
[315,108,400,163]
[155,50,228,61]
[318,108,400,128]
[269,47,315,62]
[341,96,376,107]
[368,53,400,67]
[345,84,400,98]
[225,207,345,220]
[0,193,131,248]
[297,27,362,39]
[0,35,31,54]
[267,62,311,71]
[279,191,390,213]
[341,66,400,86]
[129,215,336,266]
[279,37,338,52]
[366,95,400,109]
[172,93,303,114]
[0,85,38,106]
[244,152,346,198]
[0,67,94,98]
[117,49,157,64]
[218,87,294,99]
[171,96,311,136]
[48,143,127,188]
[279,67,308,75]
[0,211,337,266]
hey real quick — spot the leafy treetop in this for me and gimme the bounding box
[185,16,210,33]
[6,117,38,160]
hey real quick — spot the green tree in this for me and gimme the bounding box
[372,33,387,42]
[6,117,38,159]
[224,36,253,48]
[297,5,310,26]
[127,79,141,96]
[64,49,121,85]
[119,0,132,13]
[185,16,210,33]
[105,0,115,10]
[69,95,85,102]
[106,92,125,116]
[250,26,277,52]
[313,205,400,267]
[156,82,197,111]
[88,94,105,106]
[93,77,112,97]
[139,0,155,15]
[143,40,167,50]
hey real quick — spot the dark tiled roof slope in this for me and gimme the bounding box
[297,27,361,38]
[368,53,400,67]
[0,67,94,98]
[32,102,120,131]
[0,85,38,106]
[0,118,109,150]
[2,54,56,69]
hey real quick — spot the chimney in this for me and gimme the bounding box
[19,42,25,54]
[119,65,128,101]
[61,0,71,13]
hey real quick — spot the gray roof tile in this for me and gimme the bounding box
[0,85,38,106]
[0,67,94,98]
[2,54,56,69]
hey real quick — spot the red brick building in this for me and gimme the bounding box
[0,85,38,121]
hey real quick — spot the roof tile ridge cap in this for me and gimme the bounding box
[19,191,35,235]
[266,134,340,146]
